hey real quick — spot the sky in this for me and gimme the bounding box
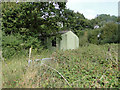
[66,0,119,19]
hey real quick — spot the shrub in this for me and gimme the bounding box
[77,22,118,45]
[88,29,100,44]
[2,32,43,59]
[100,22,118,44]
[77,29,100,46]
[2,33,24,59]
[78,30,89,46]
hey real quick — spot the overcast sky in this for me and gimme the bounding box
[66,0,119,19]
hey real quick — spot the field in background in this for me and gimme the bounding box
[2,43,119,88]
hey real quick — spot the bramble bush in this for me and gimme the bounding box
[3,43,119,88]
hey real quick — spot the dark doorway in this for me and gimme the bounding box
[52,38,56,47]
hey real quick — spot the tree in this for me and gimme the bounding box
[62,9,90,32]
[1,2,67,50]
[100,22,118,43]
[2,2,66,37]
[90,14,118,28]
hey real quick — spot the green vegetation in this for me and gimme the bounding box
[1,2,119,88]
[77,22,119,45]
[90,14,118,27]
[2,44,119,88]
[2,32,42,59]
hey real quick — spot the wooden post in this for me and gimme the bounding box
[28,47,32,66]
[29,47,32,61]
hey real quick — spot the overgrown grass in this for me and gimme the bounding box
[2,44,119,88]
[2,49,51,88]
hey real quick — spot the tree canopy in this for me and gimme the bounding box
[1,2,66,37]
